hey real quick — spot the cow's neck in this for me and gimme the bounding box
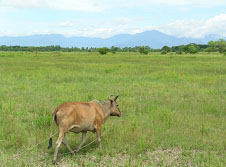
[101,103,112,123]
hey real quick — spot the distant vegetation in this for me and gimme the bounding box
[138,46,149,54]
[0,39,226,54]
[97,47,110,55]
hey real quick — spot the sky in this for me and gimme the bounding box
[0,0,226,38]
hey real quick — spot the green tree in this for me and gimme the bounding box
[110,46,120,53]
[187,43,199,54]
[161,46,170,53]
[215,39,226,53]
[97,47,110,55]
[206,41,217,52]
[161,50,167,54]
[138,46,149,54]
[176,50,183,54]
[182,45,189,53]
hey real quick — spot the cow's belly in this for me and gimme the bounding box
[69,123,95,133]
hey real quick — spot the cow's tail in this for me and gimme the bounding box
[48,108,58,149]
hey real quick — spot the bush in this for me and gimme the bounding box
[188,45,199,54]
[138,46,149,54]
[161,50,167,54]
[97,47,110,55]
[185,44,199,54]
[176,50,183,54]
[162,46,170,53]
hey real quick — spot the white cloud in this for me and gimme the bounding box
[0,30,12,36]
[204,14,226,36]
[1,0,226,12]
[57,14,226,38]
[113,0,226,9]
[59,20,79,27]
[156,14,226,38]
[149,0,226,8]
[56,17,136,37]
[111,17,133,26]
[0,0,107,12]
[1,11,226,38]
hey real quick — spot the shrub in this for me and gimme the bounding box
[188,45,199,54]
[97,47,110,55]
[161,46,170,53]
[138,46,149,54]
[176,50,183,54]
[161,50,167,54]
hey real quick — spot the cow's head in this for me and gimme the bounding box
[108,94,121,117]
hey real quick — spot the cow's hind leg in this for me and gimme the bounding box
[62,136,74,154]
[53,130,65,163]
[74,132,87,152]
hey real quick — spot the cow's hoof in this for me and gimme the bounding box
[74,149,79,153]
[52,159,57,164]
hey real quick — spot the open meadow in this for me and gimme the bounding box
[0,52,226,166]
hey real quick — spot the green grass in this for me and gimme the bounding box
[0,51,226,166]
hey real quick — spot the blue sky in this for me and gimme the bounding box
[0,0,226,38]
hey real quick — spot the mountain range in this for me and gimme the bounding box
[0,30,225,49]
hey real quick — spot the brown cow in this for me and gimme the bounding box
[48,94,121,163]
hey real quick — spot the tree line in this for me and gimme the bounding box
[161,39,226,54]
[0,39,226,55]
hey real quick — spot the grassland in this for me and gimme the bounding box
[0,51,226,166]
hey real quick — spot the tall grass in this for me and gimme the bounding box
[0,52,226,166]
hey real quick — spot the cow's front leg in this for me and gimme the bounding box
[96,127,102,150]
[74,132,87,152]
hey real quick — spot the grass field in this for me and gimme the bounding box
[0,51,226,166]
